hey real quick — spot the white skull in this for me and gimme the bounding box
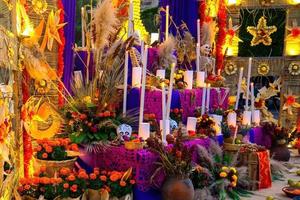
[117,124,132,141]
[200,44,212,55]
[169,119,178,131]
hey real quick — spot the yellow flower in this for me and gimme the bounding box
[231,182,237,187]
[176,74,182,79]
[219,172,228,178]
[83,96,92,104]
[232,175,238,181]
[221,166,228,171]
[230,167,237,174]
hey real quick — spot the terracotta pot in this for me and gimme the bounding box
[109,194,132,200]
[88,189,102,200]
[161,177,194,200]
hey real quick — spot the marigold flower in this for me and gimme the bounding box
[24,184,31,190]
[89,173,97,180]
[56,178,63,184]
[100,175,107,182]
[40,165,47,173]
[110,174,121,182]
[120,181,127,187]
[70,143,79,151]
[42,153,48,159]
[231,182,237,187]
[129,179,136,185]
[70,184,78,192]
[32,177,40,185]
[63,183,69,189]
[67,174,76,181]
[40,177,50,184]
[94,168,100,175]
[59,167,70,176]
[232,175,238,181]
[219,172,227,178]
[230,167,237,174]
[78,171,88,179]
[36,145,42,151]
[221,166,228,171]
[19,178,28,185]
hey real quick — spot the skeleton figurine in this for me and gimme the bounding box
[117,124,132,141]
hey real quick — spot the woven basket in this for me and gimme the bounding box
[34,156,77,177]
[124,141,143,150]
[223,143,245,152]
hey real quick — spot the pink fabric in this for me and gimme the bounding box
[79,138,210,192]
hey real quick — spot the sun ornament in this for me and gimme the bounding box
[257,63,270,76]
[247,16,277,46]
[288,62,300,76]
[224,62,237,75]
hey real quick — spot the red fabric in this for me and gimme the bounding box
[22,69,32,178]
[257,151,272,189]
[57,0,66,108]
[216,0,226,71]
[198,0,206,27]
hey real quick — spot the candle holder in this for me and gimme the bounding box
[156,69,166,79]
[252,110,260,126]
[196,71,205,87]
[242,111,252,126]
[186,117,197,132]
[227,111,237,127]
[139,122,150,140]
[184,70,193,90]
[132,67,142,87]
[160,119,170,135]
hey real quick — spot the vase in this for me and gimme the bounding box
[109,194,132,200]
[161,177,194,200]
[88,189,101,200]
[34,156,77,177]
[271,142,290,161]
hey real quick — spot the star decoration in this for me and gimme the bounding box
[282,93,300,115]
[286,20,300,42]
[41,9,67,52]
[247,16,277,46]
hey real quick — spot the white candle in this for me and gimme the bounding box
[156,69,166,79]
[187,117,197,132]
[132,67,142,87]
[165,5,169,40]
[160,119,170,142]
[227,112,237,127]
[242,110,252,126]
[232,126,238,144]
[123,51,129,116]
[201,85,206,115]
[250,82,255,113]
[206,84,211,112]
[184,70,193,90]
[217,69,221,76]
[197,19,201,45]
[252,110,260,125]
[162,84,167,142]
[140,123,150,140]
[128,0,133,37]
[235,67,243,110]
[196,43,200,72]
[138,46,148,137]
[81,7,85,47]
[196,71,205,87]
[212,114,223,136]
[166,63,176,118]
[245,58,252,110]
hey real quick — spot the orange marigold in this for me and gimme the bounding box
[120,181,126,187]
[129,179,136,185]
[89,173,97,180]
[70,184,78,192]
[60,167,70,176]
[67,174,76,181]
[63,183,69,189]
[100,175,107,182]
[36,145,42,151]
[110,174,121,182]
[42,153,48,159]
[24,184,31,190]
[40,166,47,173]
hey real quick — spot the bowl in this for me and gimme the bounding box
[282,186,300,198]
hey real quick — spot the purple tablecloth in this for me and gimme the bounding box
[249,127,272,149]
[79,138,210,192]
[127,88,229,122]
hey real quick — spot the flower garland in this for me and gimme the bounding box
[57,0,66,108]
[216,0,226,71]
[198,0,206,28]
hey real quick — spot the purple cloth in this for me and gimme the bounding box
[62,0,76,92]
[249,127,272,149]
[159,0,198,40]
[79,138,210,192]
[74,51,94,83]
[127,88,229,122]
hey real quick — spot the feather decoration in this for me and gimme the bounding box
[93,0,119,50]
[158,36,176,68]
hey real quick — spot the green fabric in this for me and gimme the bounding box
[238,8,286,57]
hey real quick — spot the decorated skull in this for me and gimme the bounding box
[117,124,132,141]
[169,119,178,131]
[200,44,212,55]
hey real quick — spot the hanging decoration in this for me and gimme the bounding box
[286,20,300,56]
[216,0,227,70]
[259,0,274,6]
[224,17,242,56]
[16,1,34,37]
[34,79,51,94]
[247,16,277,46]
[224,62,237,75]
[282,93,300,115]
[257,63,270,76]
[288,62,300,76]
[31,0,48,15]
[41,9,67,52]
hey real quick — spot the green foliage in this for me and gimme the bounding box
[141,7,159,34]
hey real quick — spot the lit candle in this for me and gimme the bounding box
[227,112,237,127]
[128,0,133,37]
[156,69,166,79]
[196,71,205,87]
[197,19,201,45]
[165,5,169,40]
[235,67,243,110]
[123,51,129,116]
[252,110,260,125]
[184,70,193,90]
[196,43,200,72]
[206,84,211,112]
[245,58,252,110]
[140,123,150,140]
[162,83,167,142]
[138,46,148,137]
[160,119,170,142]
[187,117,197,132]
[132,67,142,87]
[242,111,252,126]
[166,63,175,118]
[81,7,85,47]
[250,82,255,113]
[201,85,206,115]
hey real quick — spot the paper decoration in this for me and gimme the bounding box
[132,67,142,87]
[224,62,237,75]
[139,123,150,140]
[288,62,300,76]
[41,9,67,51]
[282,94,300,115]
[247,16,277,46]
[32,0,48,15]
[186,117,197,132]
[257,63,270,76]
[184,70,193,90]
[286,20,300,41]
[117,124,132,141]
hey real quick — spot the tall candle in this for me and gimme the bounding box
[206,84,211,112]
[184,70,193,90]
[140,123,150,140]
[245,58,252,110]
[196,71,205,87]
[123,51,129,116]
[187,117,197,132]
[242,111,252,126]
[128,0,133,37]
[235,67,243,110]
[250,82,255,113]
[252,110,260,125]
[197,19,201,45]
[166,63,176,118]
[227,112,237,127]
[160,119,170,142]
[201,85,207,115]
[162,84,167,142]
[165,5,169,40]
[138,46,148,137]
[196,43,200,72]
[81,7,85,47]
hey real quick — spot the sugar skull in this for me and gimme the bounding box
[117,124,132,140]
[169,119,178,131]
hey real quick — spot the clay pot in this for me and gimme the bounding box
[88,189,101,200]
[161,177,194,200]
[271,142,290,161]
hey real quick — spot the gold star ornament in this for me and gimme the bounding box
[247,16,277,46]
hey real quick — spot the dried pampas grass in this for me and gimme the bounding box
[158,36,176,68]
[93,0,119,50]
